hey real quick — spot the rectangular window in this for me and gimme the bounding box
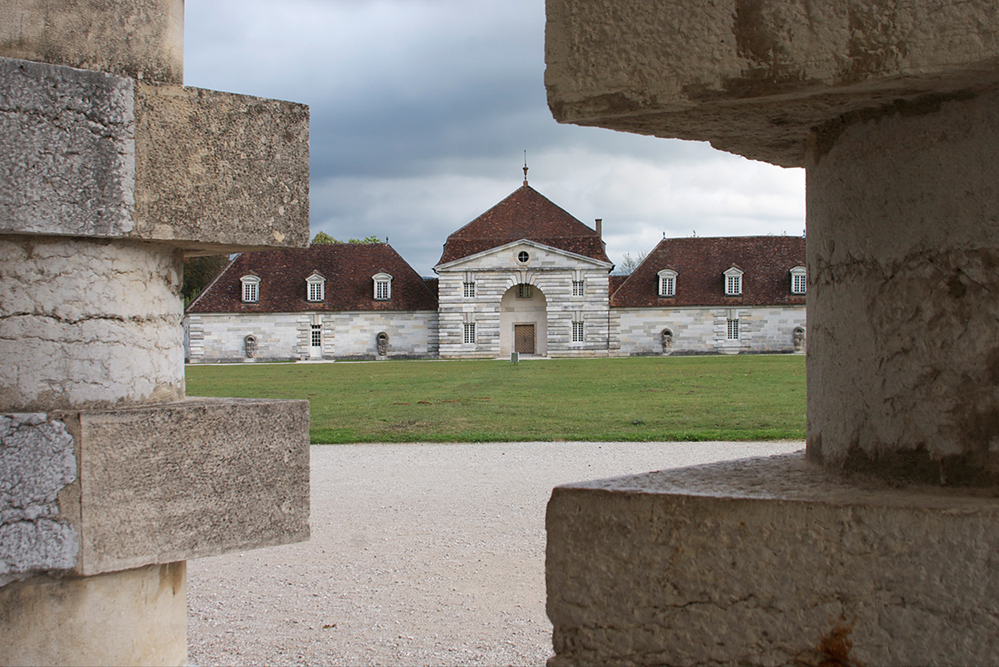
[463,323,476,344]
[727,318,740,340]
[243,282,258,303]
[308,281,323,302]
[517,284,532,299]
[463,282,475,298]
[311,324,322,347]
[375,281,389,300]
[572,321,584,342]
[660,276,674,297]
[726,275,741,295]
[572,280,584,297]
[793,274,806,294]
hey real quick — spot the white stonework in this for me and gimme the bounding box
[617,305,806,356]
[436,240,614,359]
[189,311,438,362]
[0,237,185,411]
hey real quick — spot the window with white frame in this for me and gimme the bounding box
[240,275,260,303]
[463,282,475,298]
[373,272,392,300]
[724,267,743,296]
[790,266,806,294]
[572,320,584,342]
[727,318,740,340]
[306,272,325,302]
[572,280,584,297]
[517,284,532,299]
[657,269,677,297]
[463,323,476,344]
[311,323,322,347]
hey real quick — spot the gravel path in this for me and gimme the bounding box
[188,440,803,666]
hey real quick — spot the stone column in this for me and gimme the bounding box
[806,88,999,483]
[544,1,999,664]
[0,2,310,665]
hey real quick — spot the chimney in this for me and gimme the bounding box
[595,218,602,238]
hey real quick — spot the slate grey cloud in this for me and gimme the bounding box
[184,0,804,276]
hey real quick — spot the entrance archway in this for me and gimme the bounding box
[499,283,547,357]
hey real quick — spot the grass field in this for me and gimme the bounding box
[185,355,806,444]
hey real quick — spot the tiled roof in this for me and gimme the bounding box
[436,184,610,266]
[611,236,806,308]
[187,243,438,313]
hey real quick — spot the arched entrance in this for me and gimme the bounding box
[499,283,547,356]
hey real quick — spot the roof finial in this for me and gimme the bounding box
[523,150,529,186]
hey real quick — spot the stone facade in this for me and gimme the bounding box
[189,310,439,361]
[187,187,806,362]
[437,241,614,359]
[616,305,806,356]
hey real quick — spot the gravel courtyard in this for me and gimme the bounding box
[188,441,803,666]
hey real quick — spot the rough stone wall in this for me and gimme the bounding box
[807,87,999,480]
[0,58,136,237]
[0,414,78,585]
[0,236,184,411]
[617,305,806,355]
[188,311,438,361]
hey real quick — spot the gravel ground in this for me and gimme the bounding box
[188,440,803,666]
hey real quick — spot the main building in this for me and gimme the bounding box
[186,183,806,361]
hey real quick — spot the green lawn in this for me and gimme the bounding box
[185,355,805,444]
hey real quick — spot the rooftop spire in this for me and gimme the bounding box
[523,150,529,186]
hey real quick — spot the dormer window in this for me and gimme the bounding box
[306,272,326,302]
[373,272,392,300]
[790,266,806,294]
[240,275,260,303]
[724,267,744,296]
[657,269,677,297]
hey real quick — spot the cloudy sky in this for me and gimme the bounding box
[184,0,805,276]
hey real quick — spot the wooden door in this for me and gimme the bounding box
[514,324,535,354]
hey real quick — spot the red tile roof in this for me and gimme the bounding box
[187,243,438,314]
[436,185,610,266]
[611,236,806,308]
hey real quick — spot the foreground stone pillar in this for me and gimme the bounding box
[545,1,999,664]
[806,88,999,482]
[0,3,310,665]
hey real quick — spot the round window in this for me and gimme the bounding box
[518,251,529,263]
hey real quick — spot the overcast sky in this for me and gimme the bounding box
[184,0,805,276]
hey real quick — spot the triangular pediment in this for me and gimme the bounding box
[436,239,612,272]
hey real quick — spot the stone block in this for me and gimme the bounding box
[0,562,187,667]
[0,0,184,84]
[545,0,999,166]
[547,452,999,666]
[134,82,310,253]
[0,57,309,252]
[1,399,310,580]
[0,414,78,585]
[0,236,185,412]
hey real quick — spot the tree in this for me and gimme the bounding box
[615,251,648,275]
[311,231,338,244]
[182,255,231,305]
[348,235,381,244]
